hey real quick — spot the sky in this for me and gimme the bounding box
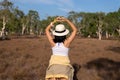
[9,0,120,20]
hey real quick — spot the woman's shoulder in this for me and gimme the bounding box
[63,40,70,48]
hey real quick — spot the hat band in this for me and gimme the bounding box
[55,30,66,33]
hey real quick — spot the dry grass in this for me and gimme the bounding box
[0,36,120,80]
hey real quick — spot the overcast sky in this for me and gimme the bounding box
[10,0,120,19]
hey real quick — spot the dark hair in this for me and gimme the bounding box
[53,36,66,43]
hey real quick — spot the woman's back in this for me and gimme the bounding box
[52,43,69,56]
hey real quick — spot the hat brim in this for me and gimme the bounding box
[52,29,69,36]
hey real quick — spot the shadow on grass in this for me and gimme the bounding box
[72,63,81,80]
[106,46,120,54]
[85,58,120,80]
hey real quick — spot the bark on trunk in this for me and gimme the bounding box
[98,26,102,40]
[30,27,34,35]
[0,16,6,37]
[117,29,120,36]
[106,31,109,39]
[22,23,26,35]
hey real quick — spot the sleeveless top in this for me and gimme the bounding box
[52,43,69,56]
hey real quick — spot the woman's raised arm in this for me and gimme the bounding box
[63,17,77,46]
[45,21,55,47]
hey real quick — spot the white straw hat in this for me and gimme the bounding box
[52,24,69,36]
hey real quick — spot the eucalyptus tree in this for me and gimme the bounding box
[104,13,114,38]
[40,16,56,35]
[0,0,13,37]
[112,10,120,37]
[27,10,40,35]
[77,12,86,35]
[13,7,25,35]
[77,12,105,39]
[95,12,105,40]
[77,12,89,37]
[68,11,78,24]
[79,12,98,38]
[116,9,120,37]
[105,11,120,38]
[21,15,30,35]
[68,11,83,35]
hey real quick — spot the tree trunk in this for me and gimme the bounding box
[78,26,82,36]
[39,28,43,35]
[0,16,6,37]
[98,26,102,40]
[98,20,103,40]
[30,27,34,35]
[98,32,102,40]
[106,31,109,39]
[117,29,120,36]
[22,23,26,35]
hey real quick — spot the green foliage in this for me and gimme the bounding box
[0,0,120,39]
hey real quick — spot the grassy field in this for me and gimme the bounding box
[0,36,120,80]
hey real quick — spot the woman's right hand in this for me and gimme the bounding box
[60,17,68,22]
[53,16,68,23]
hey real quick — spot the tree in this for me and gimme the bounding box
[68,11,88,36]
[13,7,25,35]
[27,10,40,35]
[40,16,56,35]
[79,13,98,38]
[105,11,120,38]
[96,12,105,40]
[0,0,13,38]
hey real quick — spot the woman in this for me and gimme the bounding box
[45,17,77,80]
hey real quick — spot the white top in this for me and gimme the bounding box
[52,43,69,56]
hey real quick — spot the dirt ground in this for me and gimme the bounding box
[0,36,120,80]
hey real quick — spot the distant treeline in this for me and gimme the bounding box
[0,0,120,40]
